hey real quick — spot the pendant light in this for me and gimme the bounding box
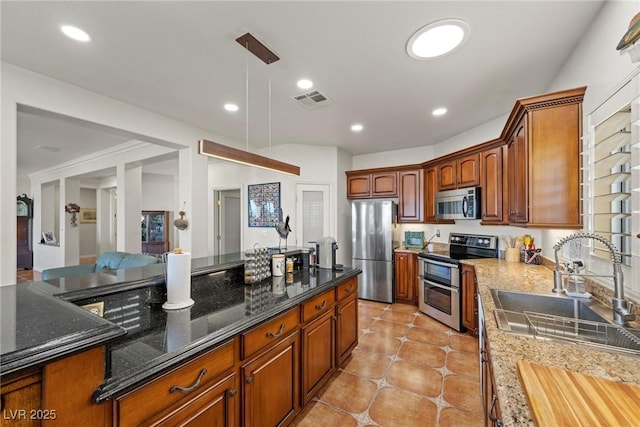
[199,32,300,176]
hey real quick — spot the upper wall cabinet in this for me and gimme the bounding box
[437,153,480,191]
[503,86,586,228]
[397,169,424,223]
[346,171,398,199]
[480,146,508,225]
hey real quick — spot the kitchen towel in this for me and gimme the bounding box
[163,252,195,310]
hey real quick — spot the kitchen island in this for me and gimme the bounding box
[1,249,360,426]
[466,258,640,426]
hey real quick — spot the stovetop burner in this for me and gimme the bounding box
[418,233,499,263]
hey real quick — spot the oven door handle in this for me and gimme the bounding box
[422,278,460,293]
[421,258,460,270]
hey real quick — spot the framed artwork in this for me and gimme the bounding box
[80,208,97,224]
[42,231,56,245]
[248,182,281,227]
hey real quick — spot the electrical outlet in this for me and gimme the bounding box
[436,229,441,238]
[80,301,104,317]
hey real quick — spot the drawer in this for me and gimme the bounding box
[336,278,358,301]
[241,307,300,359]
[116,339,236,426]
[301,289,336,324]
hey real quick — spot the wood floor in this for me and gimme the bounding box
[16,256,96,283]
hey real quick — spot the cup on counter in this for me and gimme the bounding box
[272,254,285,276]
[504,248,520,262]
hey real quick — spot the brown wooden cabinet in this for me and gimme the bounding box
[336,284,358,366]
[480,146,508,225]
[17,194,33,269]
[424,165,438,222]
[242,332,300,427]
[301,310,335,405]
[461,264,478,334]
[394,252,417,305]
[457,153,480,188]
[141,211,170,255]
[437,161,457,191]
[397,169,424,223]
[482,326,503,427]
[116,339,237,426]
[346,171,398,198]
[504,87,585,228]
[0,370,41,427]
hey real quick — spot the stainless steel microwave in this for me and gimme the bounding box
[435,187,481,220]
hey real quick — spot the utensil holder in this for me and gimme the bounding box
[505,248,520,262]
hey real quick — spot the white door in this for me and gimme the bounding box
[295,184,330,249]
[214,189,241,255]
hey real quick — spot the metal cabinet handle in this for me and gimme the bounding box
[266,323,286,339]
[229,389,238,397]
[246,376,254,384]
[170,368,207,393]
[345,285,354,293]
[315,300,328,310]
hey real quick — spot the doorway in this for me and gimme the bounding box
[214,188,241,255]
[295,184,330,249]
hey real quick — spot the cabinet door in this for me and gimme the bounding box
[301,310,335,405]
[424,166,438,222]
[142,211,169,255]
[457,153,480,188]
[346,174,371,198]
[508,118,528,223]
[0,370,41,427]
[461,264,478,334]
[480,147,506,224]
[336,294,358,366]
[438,161,457,191]
[398,170,424,223]
[371,172,398,197]
[242,333,300,427]
[151,373,239,427]
[394,252,417,304]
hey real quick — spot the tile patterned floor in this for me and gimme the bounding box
[293,300,484,427]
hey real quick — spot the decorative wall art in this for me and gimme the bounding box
[248,182,281,227]
[79,208,97,224]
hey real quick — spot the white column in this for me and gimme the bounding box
[116,163,142,253]
[177,147,209,256]
[0,96,17,285]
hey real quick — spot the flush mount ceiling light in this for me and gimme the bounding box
[60,25,91,42]
[406,19,469,59]
[297,79,314,90]
[199,32,300,176]
[432,107,448,116]
[351,124,364,132]
[224,103,239,112]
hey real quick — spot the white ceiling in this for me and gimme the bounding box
[2,1,605,177]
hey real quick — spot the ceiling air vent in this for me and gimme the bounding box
[293,90,333,110]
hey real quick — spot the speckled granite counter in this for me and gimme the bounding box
[0,283,126,378]
[464,258,640,426]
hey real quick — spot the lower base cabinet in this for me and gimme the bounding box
[242,333,300,427]
[301,310,336,405]
[461,264,478,334]
[336,292,358,366]
[0,370,41,427]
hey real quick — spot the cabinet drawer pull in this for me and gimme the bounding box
[315,300,328,310]
[345,285,354,293]
[266,323,286,339]
[170,368,207,394]
[229,389,238,397]
[246,376,254,384]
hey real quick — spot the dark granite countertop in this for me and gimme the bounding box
[0,247,357,404]
[0,283,126,378]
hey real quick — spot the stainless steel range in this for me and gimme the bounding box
[418,233,499,331]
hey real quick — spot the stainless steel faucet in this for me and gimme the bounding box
[553,232,634,325]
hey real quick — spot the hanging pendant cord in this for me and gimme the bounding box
[245,42,249,152]
[268,60,272,156]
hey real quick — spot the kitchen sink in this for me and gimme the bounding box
[491,289,640,356]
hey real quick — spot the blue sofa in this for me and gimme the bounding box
[41,251,161,280]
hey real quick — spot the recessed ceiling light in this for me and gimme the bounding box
[432,107,448,116]
[297,79,314,90]
[351,124,364,132]
[60,25,91,42]
[407,19,469,59]
[224,103,239,112]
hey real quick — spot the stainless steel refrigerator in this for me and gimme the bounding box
[352,200,395,303]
